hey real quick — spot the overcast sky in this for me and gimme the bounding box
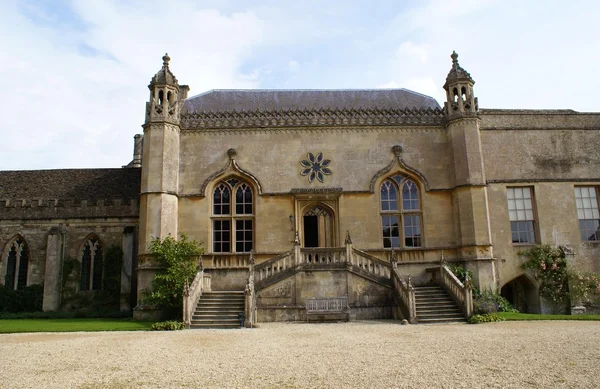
[2,0,599,170]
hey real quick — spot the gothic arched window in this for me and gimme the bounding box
[4,237,29,290]
[212,178,254,253]
[80,236,103,291]
[380,175,422,248]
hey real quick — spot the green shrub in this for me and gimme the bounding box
[0,284,43,313]
[473,291,518,314]
[448,265,473,284]
[468,313,505,324]
[151,320,185,331]
[142,234,204,320]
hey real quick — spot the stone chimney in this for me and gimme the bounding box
[131,134,143,168]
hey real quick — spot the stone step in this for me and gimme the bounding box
[191,318,241,325]
[193,312,241,317]
[415,301,456,307]
[190,324,241,329]
[416,307,463,314]
[417,316,467,324]
[413,285,466,324]
[191,291,246,329]
[415,291,449,298]
[196,301,245,306]
[417,311,465,318]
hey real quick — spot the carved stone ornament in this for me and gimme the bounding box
[261,281,292,298]
[227,148,237,160]
[300,152,332,183]
[392,145,403,157]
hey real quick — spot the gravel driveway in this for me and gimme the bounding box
[1,320,599,388]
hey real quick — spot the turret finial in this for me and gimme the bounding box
[162,53,171,67]
[451,51,459,69]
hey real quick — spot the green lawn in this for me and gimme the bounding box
[0,318,154,333]
[498,312,600,321]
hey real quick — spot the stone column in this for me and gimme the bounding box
[42,227,63,311]
[121,226,136,311]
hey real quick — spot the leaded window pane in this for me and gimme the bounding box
[402,180,419,210]
[404,215,422,247]
[382,215,400,248]
[380,180,398,211]
[510,221,535,244]
[235,219,253,252]
[5,246,17,290]
[80,244,92,291]
[92,243,103,291]
[213,220,231,252]
[507,188,536,244]
[213,184,231,215]
[235,184,253,215]
[575,187,600,241]
[16,248,29,290]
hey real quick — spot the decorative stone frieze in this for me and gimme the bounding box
[180,106,445,130]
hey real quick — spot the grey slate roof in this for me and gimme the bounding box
[183,89,440,113]
[0,168,141,201]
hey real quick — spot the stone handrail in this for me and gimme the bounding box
[351,248,391,278]
[183,269,210,328]
[300,248,346,264]
[391,267,416,323]
[439,265,473,317]
[255,250,293,283]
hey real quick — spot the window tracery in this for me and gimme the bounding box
[380,175,422,248]
[80,236,103,291]
[212,178,254,253]
[4,237,29,290]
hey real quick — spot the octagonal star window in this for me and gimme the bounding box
[300,152,332,183]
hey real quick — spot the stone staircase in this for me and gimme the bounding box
[414,286,466,324]
[190,291,245,329]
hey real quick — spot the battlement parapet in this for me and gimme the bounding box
[0,198,139,220]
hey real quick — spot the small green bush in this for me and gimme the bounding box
[448,265,473,284]
[151,320,185,331]
[473,291,518,314]
[468,313,505,324]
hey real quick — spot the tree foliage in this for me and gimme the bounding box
[144,234,204,310]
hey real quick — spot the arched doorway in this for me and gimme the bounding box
[501,275,539,313]
[303,205,334,248]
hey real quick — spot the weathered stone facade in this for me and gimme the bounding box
[1,52,599,318]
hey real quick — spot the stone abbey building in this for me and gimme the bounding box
[1,52,599,322]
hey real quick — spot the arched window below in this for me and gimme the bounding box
[212,178,254,253]
[4,237,29,290]
[380,175,422,248]
[80,236,103,291]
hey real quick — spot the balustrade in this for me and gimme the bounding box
[183,269,210,328]
[438,265,473,317]
[300,248,346,264]
[351,248,391,278]
[391,268,416,323]
[208,254,251,269]
[255,251,293,283]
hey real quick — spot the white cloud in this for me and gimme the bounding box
[1,0,600,171]
[0,0,265,170]
[288,60,300,72]
[397,42,429,64]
